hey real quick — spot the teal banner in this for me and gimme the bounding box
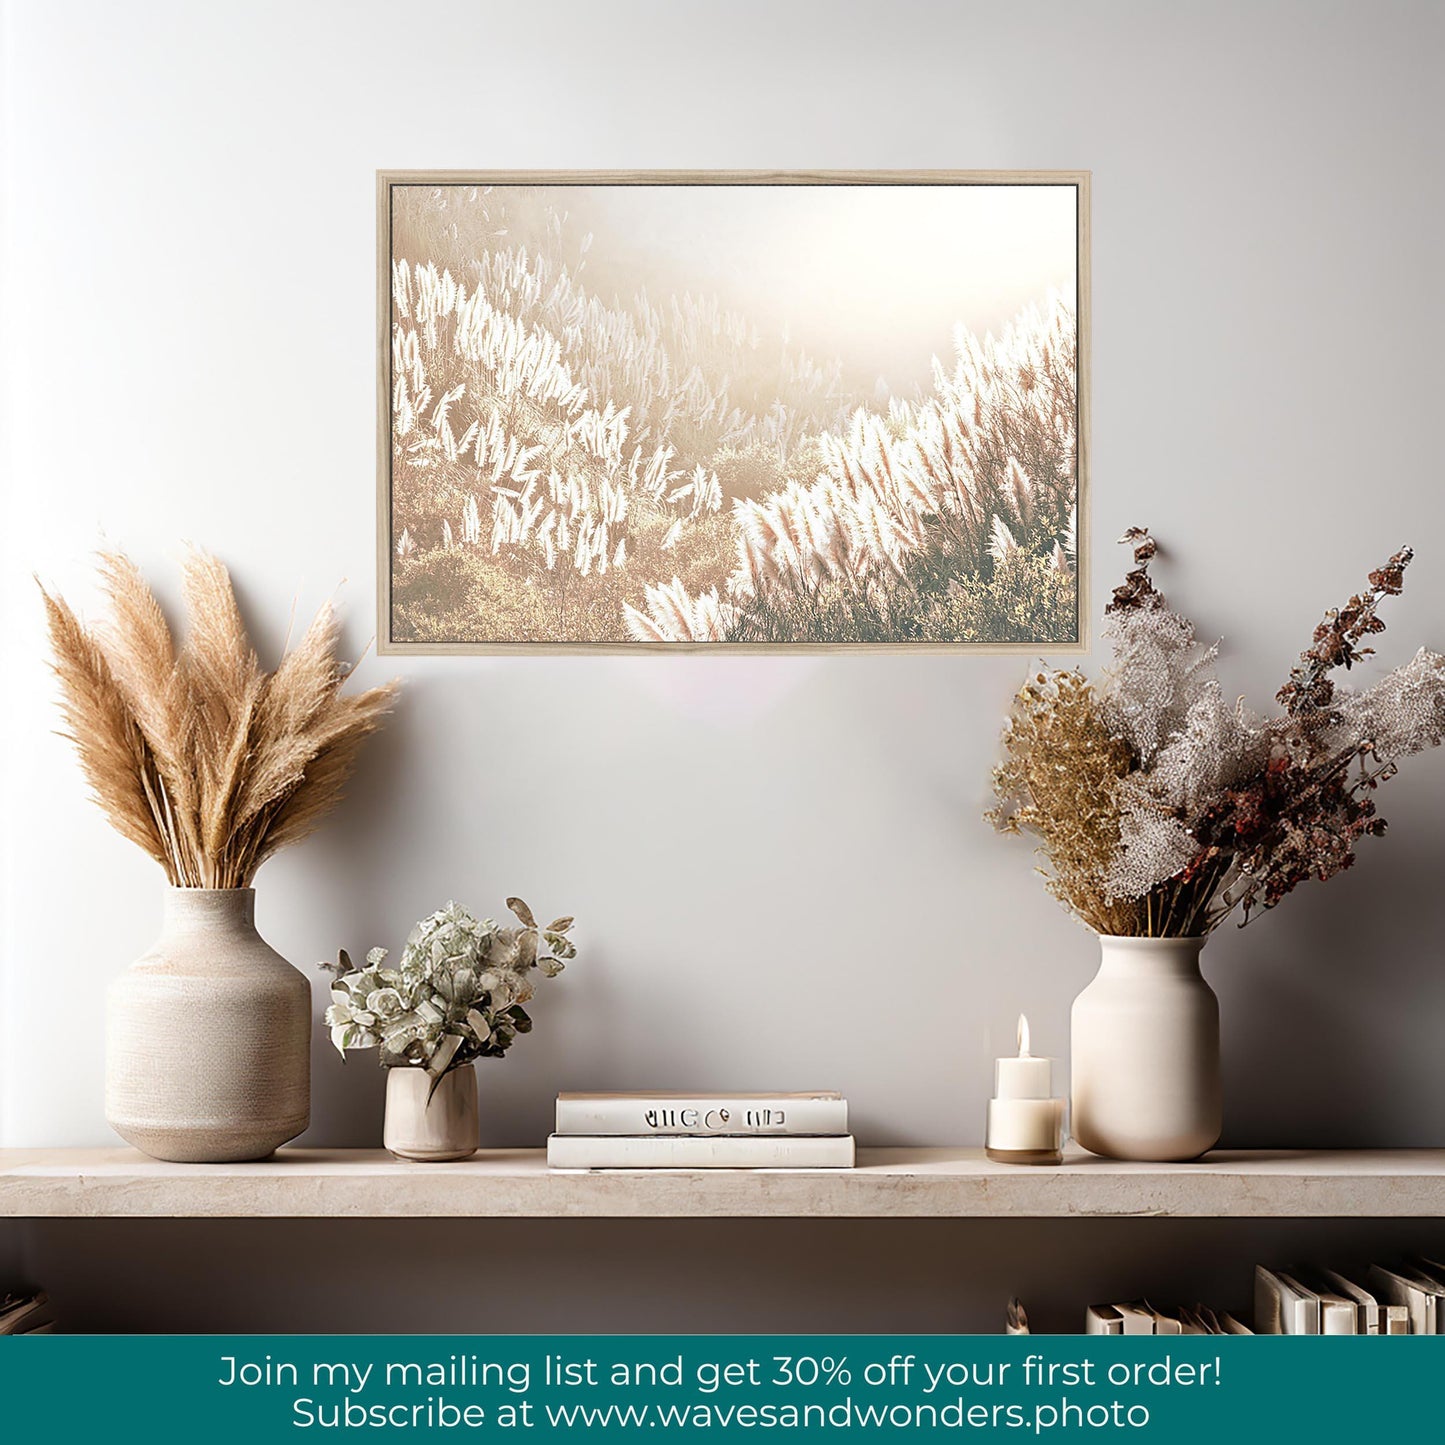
[0,1334,1436,1439]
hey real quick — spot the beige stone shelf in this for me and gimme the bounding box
[2,1146,1444,1219]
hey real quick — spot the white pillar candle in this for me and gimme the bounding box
[994,1014,1053,1100]
[986,1015,1065,1164]
[987,1097,1065,1151]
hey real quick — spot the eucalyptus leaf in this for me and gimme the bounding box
[517,931,538,970]
[381,1017,418,1051]
[546,917,574,934]
[425,1033,462,1078]
[506,897,537,928]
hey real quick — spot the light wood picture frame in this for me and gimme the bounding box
[378,170,1090,654]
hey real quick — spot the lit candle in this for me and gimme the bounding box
[986,1015,1064,1165]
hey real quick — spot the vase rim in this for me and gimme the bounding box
[1094,932,1206,945]
[166,886,256,895]
[161,887,259,925]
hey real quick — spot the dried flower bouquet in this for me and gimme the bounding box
[41,551,398,887]
[323,899,576,1082]
[990,531,1445,936]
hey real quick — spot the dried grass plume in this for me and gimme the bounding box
[41,550,399,887]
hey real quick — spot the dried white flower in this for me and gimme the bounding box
[1099,600,1219,765]
[1333,647,1445,762]
[1147,682,1270,807]
[1104,678,1273,898]
[1106,798,1198,901]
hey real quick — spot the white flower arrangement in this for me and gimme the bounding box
[321,898,575,1081]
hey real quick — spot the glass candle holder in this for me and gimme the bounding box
[985,1016,1065,1165]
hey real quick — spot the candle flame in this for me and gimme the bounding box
[1017,1013,1031,1056]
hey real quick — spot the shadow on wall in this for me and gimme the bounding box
[274,672,1445,1153]
[270,680,424,1150]
[1217,835,1445,1149]
[272,673,647,1151]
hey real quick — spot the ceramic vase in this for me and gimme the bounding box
[105,887,311,1163]
[1070,934,1221,1162]
[384,1064,479,1162]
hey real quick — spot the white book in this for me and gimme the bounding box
[1254,1267,1320,1334]
[554,1091,847,1136]
[1218,1312,1254,1335]
[1084,1305,1123,1335]
[1283,1272,1356,1335]
[1409,1257,1445,1295]
[1111,1301,1158,1336]
[1371,1265,1445,1334]
[1321,1270,1387,1335]
[547,1133,856,1170]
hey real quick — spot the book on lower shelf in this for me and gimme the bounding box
[1255,1266,1320,1334]
[1289,1269,1365,1335]
[1369,1264,1445,1334]
[1083,1299,1253,1336]
[554,1092,848,1136]
[1084,1298,1251,1336]
[1082,1255,1445,1336]
[547,1133,856,1170]
[1319,1269,1408,1335]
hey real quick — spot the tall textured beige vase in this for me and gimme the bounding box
[106,888,311,1163]
[1070,934,1221,1162]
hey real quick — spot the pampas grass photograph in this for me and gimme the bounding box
[40,551,399,888]
[381,173,1087,650]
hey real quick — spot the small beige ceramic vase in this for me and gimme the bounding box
[1070,934,1221,1162]
[384,1064,479,1162]
[106,887,311,1163]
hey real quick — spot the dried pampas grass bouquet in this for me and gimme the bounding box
[40,550,399,888]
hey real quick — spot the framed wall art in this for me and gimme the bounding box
[378,170,1089,653]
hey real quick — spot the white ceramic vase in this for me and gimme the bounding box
[1070,934,1221,1162]
[384,1064,479,1162]
[105,887,311,1163]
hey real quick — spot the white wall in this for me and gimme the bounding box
[3,0,1443,1157]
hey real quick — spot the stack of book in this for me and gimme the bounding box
[0,1290,54,1336]
[1256,1261,1445,1334]
[1085,1300,1252,1335]
[1084,1257,1445,1335]
[547,1091,854,1169]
